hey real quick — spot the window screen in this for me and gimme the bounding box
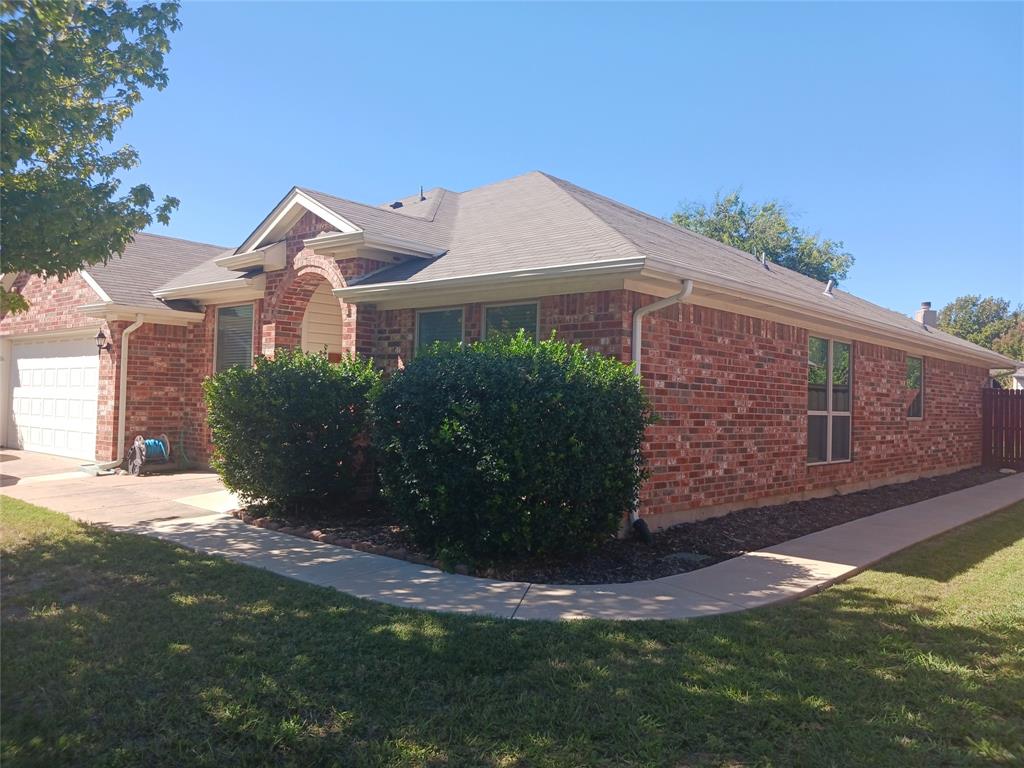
[417,308,463,353]
[906,356,923,418]
[215,304,254,372]
[485,303,538,339]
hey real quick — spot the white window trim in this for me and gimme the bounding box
[807,336,853,466]
[481,300,540,340]
[414,306,465,355]
[906,355,925,421]
[213,302,257,374]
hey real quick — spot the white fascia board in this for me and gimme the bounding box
[78,270,112,303]
[335,257,646,302]
[237,188,361,254]
[639,261,1017,369]
[153,274,266,300]
[304,231,444,259]
[214,241,287,272]
[78,302,205,326]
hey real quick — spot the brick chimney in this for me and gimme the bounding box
[914,301,938,327]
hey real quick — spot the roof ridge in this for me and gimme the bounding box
[531,172,645,262]
[298,185,452,225]
[541,172,841,294]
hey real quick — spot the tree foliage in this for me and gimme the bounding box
[938,295,1023,365]
[672,191,854,283]
[0,0,182,313]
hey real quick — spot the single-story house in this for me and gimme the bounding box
[1,171,1016,526]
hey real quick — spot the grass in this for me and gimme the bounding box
[1,498,1022,768]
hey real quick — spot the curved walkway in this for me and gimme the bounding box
[3,450,1023,620]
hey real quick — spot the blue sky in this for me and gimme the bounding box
[118,1,1023,313]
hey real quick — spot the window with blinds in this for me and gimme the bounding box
[416,308,463,353]
[484,302,538,340]
[215,304,254,372]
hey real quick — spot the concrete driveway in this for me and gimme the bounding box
[0,449,239,527]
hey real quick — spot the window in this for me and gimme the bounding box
[215,304,254,372]
[484,302,538,339]
[416,308,463,353]
[906,356,923,418]
[808,336,851,463]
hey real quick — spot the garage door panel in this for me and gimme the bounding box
[8,337,99,461]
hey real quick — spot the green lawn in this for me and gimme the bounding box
[1,498,1022,768]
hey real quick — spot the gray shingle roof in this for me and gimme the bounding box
[155,249,248,294]
[298,187,453,251]
[83,232,227,311]
[335,171,1014,366]
[77,173,1014,367]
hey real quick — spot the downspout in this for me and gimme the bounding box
[629,279,694,538]
[97,314,145,471]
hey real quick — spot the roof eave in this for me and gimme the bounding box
[639,260,1016,370]
[78,302,205,326]
[152,274,267,301]
[335,257,647,303]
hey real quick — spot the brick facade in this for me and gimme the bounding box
[1,232,990,526]
[627,292,989,526]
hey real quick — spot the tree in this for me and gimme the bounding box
[671,191,854,283]
[1,0,181,313]
[938,295,1023,365]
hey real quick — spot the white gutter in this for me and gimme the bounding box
[631,278,694,377]
[336,257,647,301]
[97,314,144,471]
[629,279,694,531]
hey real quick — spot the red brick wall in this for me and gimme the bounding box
[370,290,631,370]
[628,292,989,525]
[0,272,103,335]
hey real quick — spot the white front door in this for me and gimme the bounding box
[7,337,99,460]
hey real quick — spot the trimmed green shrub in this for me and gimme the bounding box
[374,333,653,561]
[203,349,381,513]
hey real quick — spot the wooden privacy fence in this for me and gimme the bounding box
[982,388,1024,470]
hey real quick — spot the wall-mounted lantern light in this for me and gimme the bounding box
[95,329,112,354]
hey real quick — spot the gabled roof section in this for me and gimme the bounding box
[351,171,639,286]
[236,187,363,254]
[299,186,455,252]
[82,232,227,312]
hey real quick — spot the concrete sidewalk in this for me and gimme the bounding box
[3,450,1022,620]
[129,473,1024,620]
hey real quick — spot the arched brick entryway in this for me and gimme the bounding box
[261,252,351,356]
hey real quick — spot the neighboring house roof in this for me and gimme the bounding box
[83,232,228,312]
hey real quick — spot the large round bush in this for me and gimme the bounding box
[203,349,380,514]
[374,333,652,561]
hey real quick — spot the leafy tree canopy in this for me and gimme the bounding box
[0,0,182,312]
[671,191,854,283]
[938,295,1023,364]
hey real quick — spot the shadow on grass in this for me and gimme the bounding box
[870,502,1024,583]
[1,507,1022,768]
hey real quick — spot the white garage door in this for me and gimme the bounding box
[8,337,99,461]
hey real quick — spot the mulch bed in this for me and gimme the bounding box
[234,467,1010,584]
